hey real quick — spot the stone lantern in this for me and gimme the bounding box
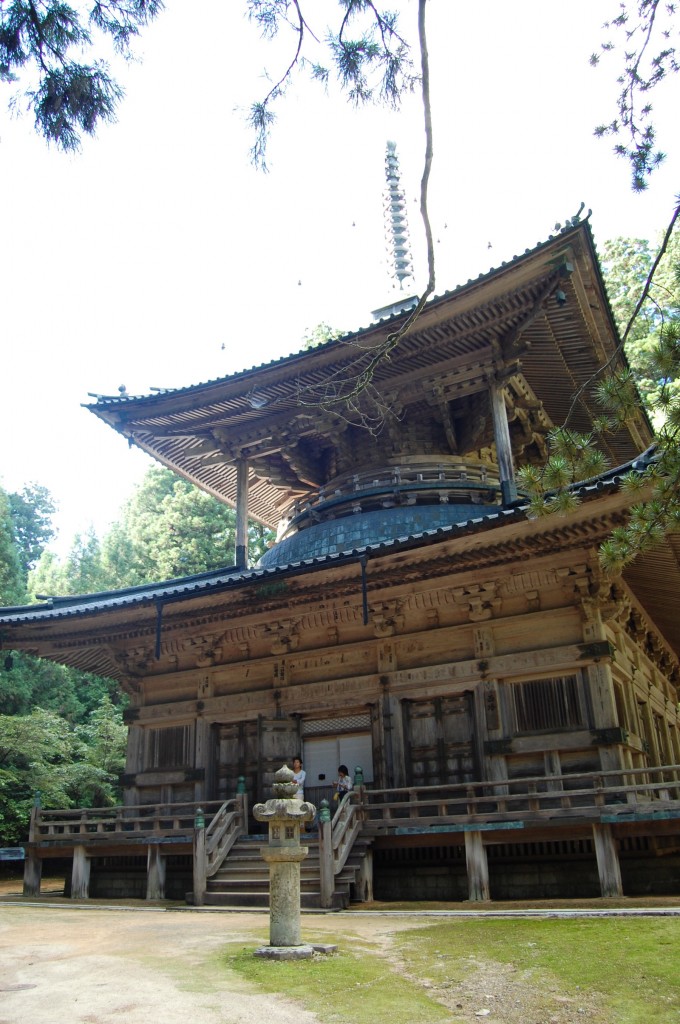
[252,764,316,958]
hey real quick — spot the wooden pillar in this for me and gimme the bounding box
[23,800,42,896]
[489,379,517,506]
[124,723,145,807]
[192,820,206,907]
[146,844,166,900]
[71,846,91,899]
[464,830,490,901]
[194,717,210,803]
[582,611,625,772]
[669,719,680,789]
[355,848,374,902]
[380,693,406,788]
[639,696,661,765]
[592,823,623,897]
[670,713,680,760]
[318,812,335,909]
[237,788,249,830]
[23,850,42,897]
[235,458,249,570]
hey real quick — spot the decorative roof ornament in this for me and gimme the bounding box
[383,140,414,291]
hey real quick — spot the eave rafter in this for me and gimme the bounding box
[82,223,653,526]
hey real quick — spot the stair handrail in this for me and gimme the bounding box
[330,792,362,875]
[205,794,248,877]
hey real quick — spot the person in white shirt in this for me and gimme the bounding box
[292,757,306,801]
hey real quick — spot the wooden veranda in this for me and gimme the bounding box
[23,763,680,906]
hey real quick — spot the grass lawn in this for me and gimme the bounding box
[224,916,680,1024]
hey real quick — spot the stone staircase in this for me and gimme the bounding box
[189,834,372,909]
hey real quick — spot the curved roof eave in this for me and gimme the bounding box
[84,221,596,412]
[0,449,653,628]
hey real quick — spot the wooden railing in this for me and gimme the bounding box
[25,765,680,905]
[280,459,504,529]
[27,766,680,849]
[192,794,248,904]
[358,764,680,832]
[29,799,237,845]
[330,792,362,873]
[205,795,248,877]
[25,796,249,905]
[318,792,363,907]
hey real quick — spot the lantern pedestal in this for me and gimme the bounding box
[252,765,316,958]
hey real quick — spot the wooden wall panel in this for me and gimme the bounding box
[216,720,258,802]
[403,694,477,786]
[286,645,377,686]
[395,627,474,671]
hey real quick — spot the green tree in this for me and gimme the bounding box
[591,0,679,192]
[0,650,122,721]
[0,0,163,151]
[301,322,344,351]
[27,466,273,598]
[0,702,126,843]
[101,466,240,584]
[27,548,67,599]
[0,486,24,606]
[1,1,415,155]
[73,696,127,806]
[601,230,680,411]
[29,527,109,598]
[7,483,56,579]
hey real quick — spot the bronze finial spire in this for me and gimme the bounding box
[384,140,414,290]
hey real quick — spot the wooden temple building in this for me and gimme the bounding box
[2,219,680,905]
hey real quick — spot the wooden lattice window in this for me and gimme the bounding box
[145,725,193,769]
[512,675,583,733]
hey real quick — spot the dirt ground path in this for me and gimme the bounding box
[0,905,319,1024]
[2,896,679,1024]
[0,903,422,1024]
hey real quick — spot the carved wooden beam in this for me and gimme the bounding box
[500,269,564,358]
[431,388,459,454]
[280,441,325,488]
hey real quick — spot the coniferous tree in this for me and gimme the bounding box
[0,487,24,606]
[1,2,415,155]
[7,484,56,578]
[27,466,274,598]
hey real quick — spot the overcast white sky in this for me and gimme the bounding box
[1,0,678,553]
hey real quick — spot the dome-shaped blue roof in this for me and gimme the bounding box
[258,502,502,567]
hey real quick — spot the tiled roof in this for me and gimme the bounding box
[85,221,596,408]
[82,220,652,529]
[0,449,655,626]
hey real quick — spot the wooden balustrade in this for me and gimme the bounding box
[31,799,229,844]
[357,764,680,831]
[29,765,680,850]
[205,795,248,876]
[280,459,504,526]
[24,766,680,905]
[318,791,362,907]
[27,796,249,905]
[330,792,361,874]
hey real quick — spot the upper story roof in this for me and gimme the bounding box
[85,221,653,529]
